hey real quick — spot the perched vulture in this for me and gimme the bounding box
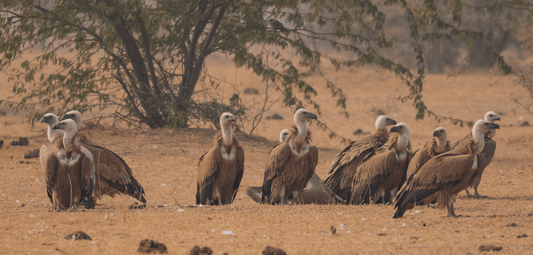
[451,111,500,198]
[44,119,95,210]
[393,120,500,218]
[61,110,147,204]
[405,127,451,180]
[245,129,340,205]
[324,115,397,203]
[348,123,412,205]
[196,113,245,205]
[261,109,319,204]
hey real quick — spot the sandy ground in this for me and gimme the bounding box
[1,61,533,254]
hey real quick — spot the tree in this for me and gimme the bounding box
[0,0,523,131]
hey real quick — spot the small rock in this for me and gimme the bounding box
[189,246,212,255]
[330,226,336,235]
[517,234,528,238]
[138,239,168,254]
[129,202,146,210]
[520,121,529,127]
[24,149,40,159]
[266,113,283,120]
[243,87,259,95]
[64,231,92,241]
[353,128,364,135]
[410,236,418,240]
[262,246,286,255]
[222,230,237,237]
[479,244,502,252]
[377,233,386,236]
[506,221,517,227]
[0,140,4,149]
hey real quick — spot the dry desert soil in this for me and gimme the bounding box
[1,61,533,254]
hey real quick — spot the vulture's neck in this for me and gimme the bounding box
[472,128,485,155]
[221,124,233,147]
[63,128,76,152]
[486,129,496,139]
[395,132,409,152]
[294,120,307,144]
[435,137,447,153]
[46,124,55,143]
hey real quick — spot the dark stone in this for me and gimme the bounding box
[189,245,212,255]
[479,244,502,252]
[262,246,286,255]
[353,128,364,135]
[243,87,259,95]
[64,231,92,241]
[266,113,283,120]
[410,236,418,240]
[0,140,3,149]
[520,121,529,127]
[24,149,40,159]
[377,233,386,236]
[138,239,168,254]
[330,226,336,235]
[506,221,517,227]
[517,234,528,238]
[10,137,29,146]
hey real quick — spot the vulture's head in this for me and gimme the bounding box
[390,122,410,136]
[61,110,83,130]
[433,127,447,140]
[220,112,236,127]
[294,108,317,124]
[474,119,500,134]
[484,111,501,123]
[280,129,290,142]
[375,115,397,130]
[40,113,59,126]
[52,119,78,133]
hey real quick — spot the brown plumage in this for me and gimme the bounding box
[262,109,318,205]
[196,113,245,205]
[450,111,500,198]
[394,120,500,218]
[45,119,95,210]
[348,123,412,205]
[325,115,397,203]
[61,110,147,204]
[405,127,451,180]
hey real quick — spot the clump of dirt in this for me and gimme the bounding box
[517,234,528,238]
[479,244,502,252]
[0,140,4,148]
[262,246,286,255]
[138,239,167,254]
[506,221,517,227]
[189,246,213,255]
[64,231,92,241]
[10,137,29,146]
[24,149,39,159]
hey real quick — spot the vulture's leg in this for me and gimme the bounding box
[280,186,287,205]
[290,190,300,205]
[446,200,458,218]
[465,188,472,198]
[381,191,386,205]
[473,186,485,198]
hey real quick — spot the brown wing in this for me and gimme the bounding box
[451,132,472,149]
[232,145,245,201]
[79,146,95,208]
[307,146,319,182]
[261,142,292,202]
[468,138,496,188]
[44,148,58,204]
[77,134,146,203]
[196,147,221,205]
[324,130,389,202]
[405,138,436,179]
[393,150,475,218]
[348,149,398,204]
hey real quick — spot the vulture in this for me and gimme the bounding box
[44,119,95,210]
[451,111,500,198]
[61,110,147,204]
[39,113,65,175]
[196,112,245,205]
[246,129,340,205]
[261,109,319,205]
[393,119,500,218]
[348,123,412,205]
[324,115,397,203]
[405,127,451,180]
